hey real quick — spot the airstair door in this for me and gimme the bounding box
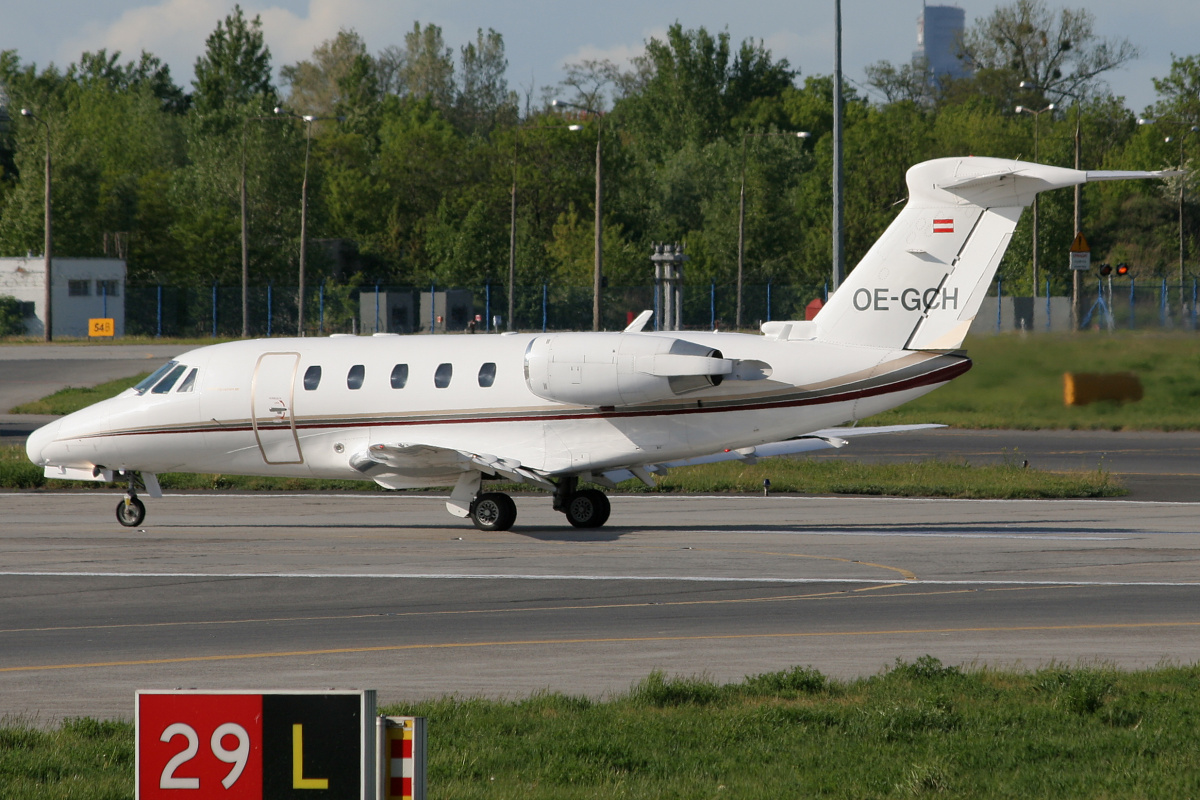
[251,352,303,465]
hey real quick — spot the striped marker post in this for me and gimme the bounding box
[377,716,426,800]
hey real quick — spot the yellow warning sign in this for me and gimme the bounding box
[89,318,115,337]
[1069,232,1090,253]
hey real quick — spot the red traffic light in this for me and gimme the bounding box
[1116,263,1129,276]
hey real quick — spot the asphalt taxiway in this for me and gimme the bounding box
[2,492,1198,722]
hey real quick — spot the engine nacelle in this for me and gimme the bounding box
[524,333,733,407]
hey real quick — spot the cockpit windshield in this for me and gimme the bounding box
[134,362,178,395]
[151,364,188,394]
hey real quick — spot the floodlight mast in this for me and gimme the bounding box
[552,99,604,331]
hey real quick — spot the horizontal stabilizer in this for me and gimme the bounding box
[814,157,1176,352]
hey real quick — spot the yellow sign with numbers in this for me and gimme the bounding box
[89,318,115,337]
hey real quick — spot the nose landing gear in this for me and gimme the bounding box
[116,493,146,527]
[113,470,158,527]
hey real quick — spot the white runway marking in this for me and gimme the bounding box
[689,529,1134,540]
[1,570,1198,588]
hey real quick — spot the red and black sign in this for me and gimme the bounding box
[136,691,373,799]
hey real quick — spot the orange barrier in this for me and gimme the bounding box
[1063,372,1143,406]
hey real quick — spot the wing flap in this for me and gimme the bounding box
[349,442,553,490]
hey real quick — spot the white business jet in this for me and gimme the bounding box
[26,157,1170,530]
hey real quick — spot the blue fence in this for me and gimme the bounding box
[120,278,1200,339]
[982,278,1200,334]
[122,282,831,338]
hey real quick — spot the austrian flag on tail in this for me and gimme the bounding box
[933,218,954,233]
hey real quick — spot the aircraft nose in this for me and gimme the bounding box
[25,418,63,466]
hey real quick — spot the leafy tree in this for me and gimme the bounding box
[1149,54,1200,122]
[69,49,188,113]
[0,50,186,274]
[454,28,517,135]
[0,294,25,335]
[281,30,379,119]
[616,25,796,163]
[191,5,275,115]
[401,22,455,111]
[864,56,937,106]
[959,0,1138,102]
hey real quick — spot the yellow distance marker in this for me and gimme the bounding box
[89,318,115,337]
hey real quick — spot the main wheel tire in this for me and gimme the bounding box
[116,496,146,527]
[565,488,611,529]
[470,492,517,531]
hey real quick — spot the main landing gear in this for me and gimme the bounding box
[465,476,611,532]
[468,492,517,532]
[552,476,611,529]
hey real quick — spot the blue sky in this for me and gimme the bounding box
[3,1,1195,114]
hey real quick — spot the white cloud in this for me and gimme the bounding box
[555,26,667,72]
[58,0,229,79]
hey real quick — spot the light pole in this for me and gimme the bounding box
[1016,102,1055,300]
[1138,118,1198,290]
[275,108,341,336]
[552,99,604,330]
[240,114,284,337]
[20,108,52,341]
[832,0,845,291]
[508,123,577,332]
[737,130,810,329]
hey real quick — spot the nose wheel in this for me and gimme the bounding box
[116,493,146,527]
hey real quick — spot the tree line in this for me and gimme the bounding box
[1,0,1198,328]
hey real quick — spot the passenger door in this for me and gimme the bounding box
[251,352,303,464]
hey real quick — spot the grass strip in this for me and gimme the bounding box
[9,374,151,415]
[867,331,1200,430]
[4,659,1200,799]
[2,444,1121,498]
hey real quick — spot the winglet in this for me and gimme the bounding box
[624,310,653,333]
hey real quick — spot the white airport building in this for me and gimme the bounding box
[0,256,127,337]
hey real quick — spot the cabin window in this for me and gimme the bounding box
[478,362,497,387]
[347,364,365,390]
[390,363,409,389]
[96,280,120,297]
[151,364,188,394]
[134,362,178,395]
[303,365,322,390]
[68,280,90,297]
[434,363,453,388]
[177,368,198,393]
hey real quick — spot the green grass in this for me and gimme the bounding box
[0,716,131,800]
[6,660,1200,799]
[634,457,1123,498]
[868,331,1200,430]
[9,374,151,415]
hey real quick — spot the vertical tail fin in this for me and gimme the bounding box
[813,157,1174,350]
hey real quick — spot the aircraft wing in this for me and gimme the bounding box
[594,424,945,486]
[349,442,555,490]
